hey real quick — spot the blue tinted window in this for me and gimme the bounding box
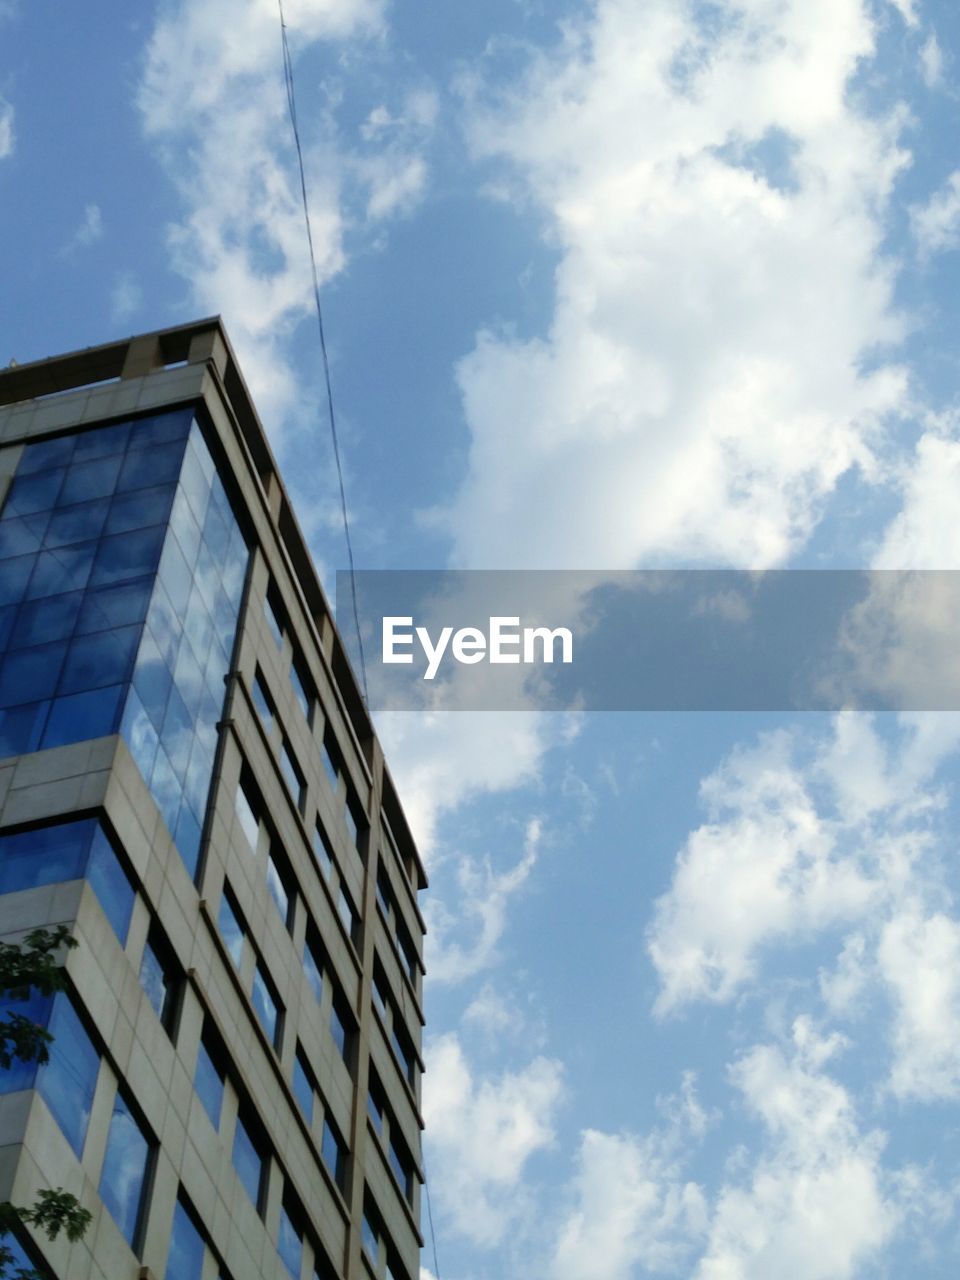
[252,671,272,730]
[117,442,186,493]
[26,543,96,599]
[289,660,311,721]
[16,434,74,474]
[234,780,259,852]
[11,590,82,647]
[266,854,291,929]
[303,936,323,1003]
[90,526,164,588]
[252,964,280,1048]
[0,988,51,1094]
[38,994,99,1157]
[45,499,109,548]
[367,1088,383,1136]
[0,819,90,892]
[362,1212,378,1264]
[72,421,129,461]
[106,483,175,537]
[76,578,152,634]
[312,824,333,881]
[293,1049,313,1123]
[392,1027,414,1085]
[0,514,48,557]
[99,1090,152,1247]
[194,1036,225,1130]
[167,1198,205,1280]
[389,1134,412,1199]
[168,487,202,568]
[0,700,48,756]
[280,741,304,812]
[218,891,244,968]
[5,468,65,516]
[0,556,33,607]
[0,1231,39,1276]
[85,825,136,944]
[58,454,122,505]
[120,687,159,782]
[41,683,123,748]
[232,1113,264,1210]
[0,641,67,704]
[331,1000,349,1061]
[140,935,178,1031]
[323,1117,347,1189]
[278,1205,302,1280]
[337,888,357,943]
[263,592,283,648]
[59,625,140,694]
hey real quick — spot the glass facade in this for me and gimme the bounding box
[0,817,134,942]
[0,408,248,876]
[99,1089,152,1247]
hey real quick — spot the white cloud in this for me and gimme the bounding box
[920,33,944,87]
[425,817,541,984]
[110,272,143,325]
[698,1023,898,1280]
[878,907,960,1100]
[422,1032,564,1247]
[553,1129,707,1280]
[910,171,960,258]
[61,203,103,255]
[648,730,880,1012]
[0,97,14,159]
[138,0,426,433]
[442,0,909,571]
[888,0,919,26]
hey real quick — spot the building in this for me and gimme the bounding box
[0,320,427,1280]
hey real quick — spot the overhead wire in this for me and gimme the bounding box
[277,0,368,704]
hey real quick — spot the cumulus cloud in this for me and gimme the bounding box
[137,0,430,433]
[647,715,949,1014]
[110,272,143,325]
[698,1023,898,1280]
[422,1032,564,1246]
[425,817,541,983]
[61,203,103,255]
[878,907,960,1100]
[920,33,945,87]
[911,171,960,259]
[0,97,14,159]
[442,0,909,571]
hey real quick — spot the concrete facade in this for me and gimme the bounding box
[0,321,426,1280]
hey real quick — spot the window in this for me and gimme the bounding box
[289,655,312,723]
[167,1196,205,1280]
[367,1081,384,1137]
[362,1209,380,1267]
[303,928,324,1004]
[389,1132,414,1202]
[396,923,418,985]
[338,885,359,946]
[375,866,390,919]
[293,1044,314,1124]
[321,728,340,791]
[139,928,181,1034]
[345,795,365,855]
[391,1025,416,1087]
[266,848,295,931]
[312,821,333,881]
[322,1114,347,1190]
[280,738,305,813]
[330,993,353,1066]
[234,776,260,852]
[263,587,284,649]
[218,887,245,968]
[232,1109,266,1212]
[252,961,282,1049]
[194,1028,226,1130]
[0,818,134,944]
[99,1089,153,1249]
[278,1201,303,1280]
[372,972,387,1023]
[251,668,274,732]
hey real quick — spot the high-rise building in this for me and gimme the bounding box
[0,320,426,1280]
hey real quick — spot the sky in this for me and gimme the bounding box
[4,1,960,1277]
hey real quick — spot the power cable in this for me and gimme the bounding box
[277,0,368,704]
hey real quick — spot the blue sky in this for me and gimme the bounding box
[5,1,960,1277]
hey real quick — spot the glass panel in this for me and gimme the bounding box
[42,683,123,748]
[312,824,333,881]
[90,526,165,588]
[76,578,152,634]
[26,543,96,599]
[58,625,140,695]
[252,671,273,730]
[362,1213,378,1264]
[232,1113,263,1209]
[218,892,244,968]
[266,854,290,928]
[289,660,311,721]
[0,988,51,1094]
[252,964,280,1047]
[367,1090,383,1135]
[194,1038,225,1130]
[0,514,48,557]
[234,781,259,853]
[99,1090,151,1246]
[0,700,48,756]
[322,1117,346,1189]
[16,433,74,475]
[58,454,122,505]
[105,483,175,537]
[389,1136,411,1198]
[139,938,171,1026]
[293,1051,313,1124]
[303,937,323,1004]
[44,498,109,548]
[117,441,186,493]
[337,888,356,942]
[330,1001,348,1059]
[11,590,83,647]
[0,819,92,894]
[280,741,304,811]
[278,1205,302,1280]
[0,555,34,608]
[72,421,129,461]
[5,468,65,515]
[38,994,99,1157]
[86,825,136,945]
[0,641,67,704]
[167,1198,205,1280]
[263,592,283,648]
